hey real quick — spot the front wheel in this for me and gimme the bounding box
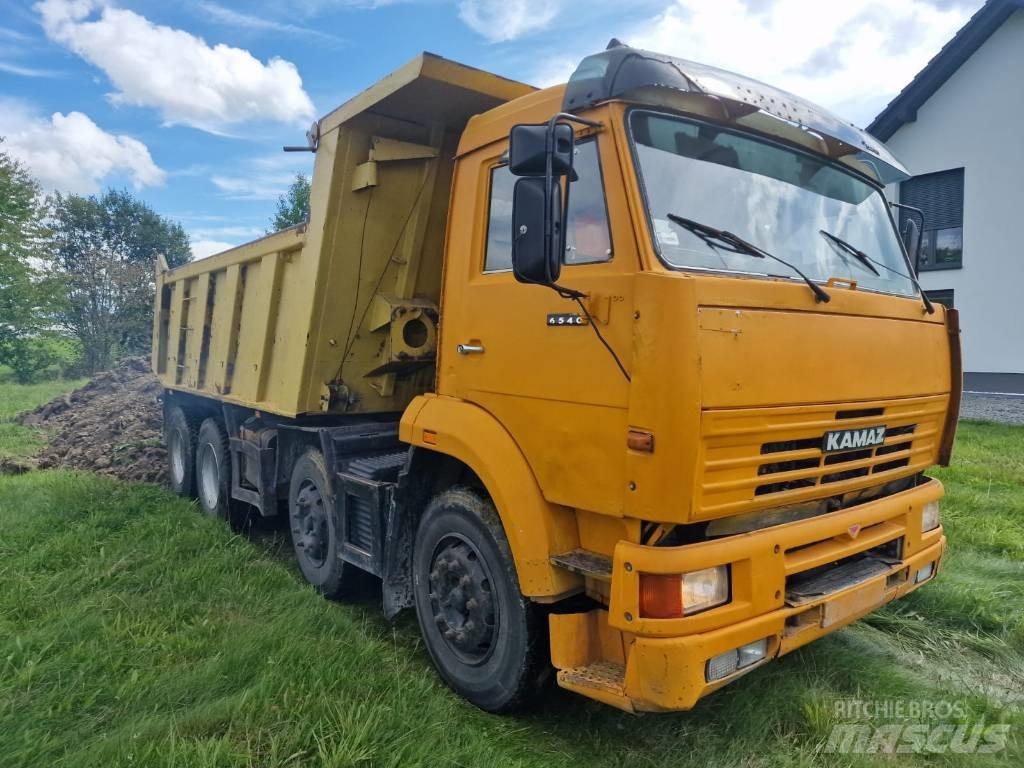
[412,488,548,713]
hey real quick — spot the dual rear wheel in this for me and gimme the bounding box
[165,404,234,522]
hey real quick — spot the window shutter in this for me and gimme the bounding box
[899,168,964,231]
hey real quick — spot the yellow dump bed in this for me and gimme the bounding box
[152,53,533,417]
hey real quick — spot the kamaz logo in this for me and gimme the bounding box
[822,426,886,453]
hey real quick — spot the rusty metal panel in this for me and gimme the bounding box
[183,273,211,389]
[207,264,244,396]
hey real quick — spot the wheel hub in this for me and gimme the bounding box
[294,481,328,567]
[428,537,496,663]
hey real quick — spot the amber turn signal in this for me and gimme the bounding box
[639,573,683,618]
[639,566,730,618]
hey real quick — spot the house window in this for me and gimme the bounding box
[925,289,954,309]
[899,168,963,271]
[483,138,611,272]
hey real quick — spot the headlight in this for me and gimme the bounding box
[639,566,730,618]
[683,566,730,613]
[922,500,940,533]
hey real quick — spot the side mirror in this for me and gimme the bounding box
[509,123,574,177]
[511,177,563,285]
[901,217,922,273]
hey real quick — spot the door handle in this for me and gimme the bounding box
[457,343,485,355]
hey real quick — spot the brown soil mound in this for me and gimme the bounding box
[18,357,167,483]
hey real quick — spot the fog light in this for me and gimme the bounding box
[737,637,769,669]
[639,566,729,618]
[915,561,935,583]
[706,649,739,682]
[922,501,940,533]
[706,638,770,682]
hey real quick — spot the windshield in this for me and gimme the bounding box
[629,111,917,297]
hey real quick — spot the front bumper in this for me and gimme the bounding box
[623,534,944,711]
[553,478,946,712]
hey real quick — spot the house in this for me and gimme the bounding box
[869,0,1024,394]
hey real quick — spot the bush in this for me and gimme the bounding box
[0,333,82,384]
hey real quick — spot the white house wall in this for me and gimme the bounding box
[884,9,1024,381]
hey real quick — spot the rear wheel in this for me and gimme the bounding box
[165,404,197,497]
[288,449,354,599]
[412,487,548,713]
[195,418,232,521]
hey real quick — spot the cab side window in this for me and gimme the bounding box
[484,165,516,272]
[483,138,612,272]
[566,139,612,265]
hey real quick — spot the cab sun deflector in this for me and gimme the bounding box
[563,43,910,186]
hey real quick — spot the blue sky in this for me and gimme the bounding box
[1,0,983,258]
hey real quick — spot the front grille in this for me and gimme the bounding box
[699,395,946,518]
[757,424,915,496]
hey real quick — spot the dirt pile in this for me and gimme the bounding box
[18,357,167,483]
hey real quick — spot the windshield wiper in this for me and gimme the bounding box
[667,213,831,303]
[818,229,934,314]
[818,230,880,276]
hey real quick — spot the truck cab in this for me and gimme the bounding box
[154,44,957,714]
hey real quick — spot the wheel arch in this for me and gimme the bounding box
[399,394,580,599]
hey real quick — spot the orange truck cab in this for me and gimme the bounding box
[154,43,958,713]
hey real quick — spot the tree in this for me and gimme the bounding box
[46,190,191,373]
[270,173,311,232]
[0,140,58,382]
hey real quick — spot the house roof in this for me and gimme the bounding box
[868,0,1024,141]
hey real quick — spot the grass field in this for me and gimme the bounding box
[1,379,1022,767]
[0,376,86,459]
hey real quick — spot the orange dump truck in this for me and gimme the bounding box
[153,44,959,713]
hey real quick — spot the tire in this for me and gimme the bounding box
[165,404,198,497]
[287,449,354,599]
[195,418,232,521]
[412,487,549,713]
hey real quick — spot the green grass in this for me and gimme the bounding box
[0,378,87,459]
[0,381,1022,767]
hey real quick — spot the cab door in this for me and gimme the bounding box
[442,130,637,516]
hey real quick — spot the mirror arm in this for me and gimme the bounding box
[542,113,603,287]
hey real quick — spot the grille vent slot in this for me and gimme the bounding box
[755,412,919,496]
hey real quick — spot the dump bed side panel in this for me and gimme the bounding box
[153,229,307,411]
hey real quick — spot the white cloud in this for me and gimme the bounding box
[0,61,59,77]
[622,0,979,125]
[35,0,316,133]
[210,154,312,201]
[191,225,264,240]
[0,100,164,193]
[458,0,562,42]
[191,239,237,259]
[197,2,344,46]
